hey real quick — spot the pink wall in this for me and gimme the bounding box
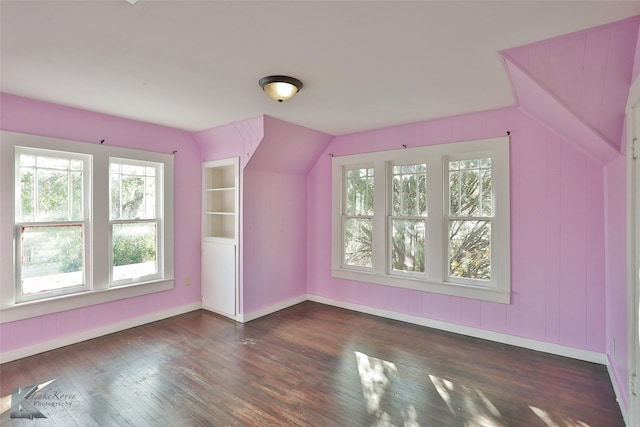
[501,16,639,150]
[0,93,203,353]
[242,169,308,313]
[307,107,607,352]
[195,116,264,167]
[501,16,638,410]
[195,115,331,315]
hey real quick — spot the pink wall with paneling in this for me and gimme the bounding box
[307,107,607,352]
[196,116,264,168]
[195,115,331,316]
[0,93,203,354]
[634,24,640,81]
[242,169,308,313]
[501,16,639,151]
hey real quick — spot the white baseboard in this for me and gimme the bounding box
[307,294,608,365]
[201,304,237,321]
[605,354,630,426]
[0,302,202,364]
[239,295,308,323]
[4,293,623,422]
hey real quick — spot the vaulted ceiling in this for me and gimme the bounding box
[1,1,639,136]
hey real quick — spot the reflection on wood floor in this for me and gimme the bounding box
[0,302,624,426]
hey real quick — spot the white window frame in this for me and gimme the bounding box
[0,131,175,323]
[14,147,92,303]
[331,136,510,304]
[109,158,164,287]
[342,163,375,272]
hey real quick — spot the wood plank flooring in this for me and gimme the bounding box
[0,302,624,426]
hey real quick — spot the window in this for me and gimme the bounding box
[0,131,174,323]
[15,148,90,302]
[332,136,510,303]
[110,160,162,285]
[446,157,493,283]
[390,163,427,275]
[344,167,374,269]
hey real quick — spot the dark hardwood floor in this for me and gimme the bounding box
[0,302,624,426]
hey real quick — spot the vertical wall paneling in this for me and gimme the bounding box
[586,160,606,352]
[558,142,589,349]
[544,131,563,344]
[502,16,639,152]
[0,93,203,355]
[307,106,609,354]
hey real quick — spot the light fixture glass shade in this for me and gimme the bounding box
[259,76,303,102]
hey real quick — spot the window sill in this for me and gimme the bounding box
[0,278,175,324]
[331,269,510,304]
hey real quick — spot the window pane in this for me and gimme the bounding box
[120,175,145,219]
[481,169,492,216]
[21,225,84,295]
[111,162,158,220]
[392,163,427,216]
[449,220,491,281]
[37,169,69,221]
[145,176,156,218]
[37,156,68,170]
[70,171,83,220]
[460,169,480,216]
[449,170,460,216]
[18,153,84,222]
[344,218,372,268]
[345,168,374,216]
[20,154,35,167]
[19,166,34,222]
[112,222,158,281]
[111,173,121,220]
[449,158,491,217]
[391,219,425,273]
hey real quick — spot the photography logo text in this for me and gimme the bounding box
[9,379,77,420]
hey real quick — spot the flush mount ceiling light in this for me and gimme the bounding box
[259,75,303,102]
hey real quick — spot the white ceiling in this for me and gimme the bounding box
[2,1,640,136]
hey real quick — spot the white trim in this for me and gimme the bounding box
[201,300,237,321]
[0,302,201,364]
[331,269,510,304]
[331,136,510,304]
[607,355,630,426]
[238,295,308,323]
[626,75,640,427]
[0,130,175,323]
[307,294,606,364]
[0,279,174,323]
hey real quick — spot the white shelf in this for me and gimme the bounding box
[203,159,238,241]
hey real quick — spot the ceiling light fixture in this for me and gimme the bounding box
[259,75,303,102]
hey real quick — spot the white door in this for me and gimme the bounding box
[202,241,236,318]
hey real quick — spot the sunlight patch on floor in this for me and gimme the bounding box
[354,350,509,427]
[529,406,591,427]
[354,351,418,427]
[429,374,504,427]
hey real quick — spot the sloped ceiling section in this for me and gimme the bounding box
[194,116,264,166]
[246,116,333,175]
[501,16,640,162]
[195,115,333,175]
